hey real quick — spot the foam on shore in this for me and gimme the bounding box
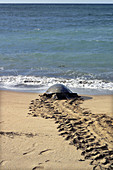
[0,75,113,95]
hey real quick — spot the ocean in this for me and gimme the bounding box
[0,4,113,95]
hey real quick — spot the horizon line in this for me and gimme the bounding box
[0,2,113,4]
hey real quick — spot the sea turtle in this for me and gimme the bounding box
[43,84,79,99]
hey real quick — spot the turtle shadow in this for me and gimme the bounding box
[80,96,93,101]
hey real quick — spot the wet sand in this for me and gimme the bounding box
[0,90,113,170]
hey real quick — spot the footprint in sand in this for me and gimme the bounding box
[0,160,8,166]
[32,166,44,170]
[23,148,35,155]
[23,143,38,155]
[39,149,53,155]
[32,160,50,170]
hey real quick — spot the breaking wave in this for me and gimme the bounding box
[0,75,113,95]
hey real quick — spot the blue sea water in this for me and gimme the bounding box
[0,4,113,95]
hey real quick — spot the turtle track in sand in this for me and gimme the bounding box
[28,94,113,170]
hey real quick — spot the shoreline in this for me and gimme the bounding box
[0,90,113,169]
[1,76,113,96]
[1,89,113,117]
[1,87,113,95]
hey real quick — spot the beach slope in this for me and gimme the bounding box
[28,92,113,169]
[0,90,92,170]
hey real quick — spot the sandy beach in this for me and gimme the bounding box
[0,90,113,170]
[1,3,113,170]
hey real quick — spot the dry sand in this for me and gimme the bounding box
[0,90,113,170]
[81,94,113,117]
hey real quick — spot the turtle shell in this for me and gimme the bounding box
[46,84,72,94]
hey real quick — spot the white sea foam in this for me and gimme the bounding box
[0,67,4,70]
[34,28,40,31]
[0,75,113,95]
